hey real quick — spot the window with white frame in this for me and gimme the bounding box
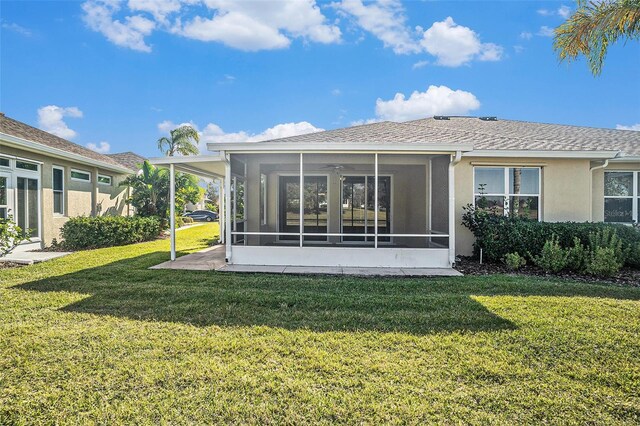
[474,167,541,220]
[604,171,639,223]
[97,174,112,185]
[0,175,7,219]
[16,160,38,171]
[52,166,64,215]
[70,169,91,182]
[0,157,9,168]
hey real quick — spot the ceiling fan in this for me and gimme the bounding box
[320,164,354,172]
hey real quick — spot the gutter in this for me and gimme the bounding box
[1,132,133,174]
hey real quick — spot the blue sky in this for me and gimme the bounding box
[1,0,639,157]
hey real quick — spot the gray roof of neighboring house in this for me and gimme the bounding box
[237,117,640,156]
[107,152,146,170]
[0,114,143,171]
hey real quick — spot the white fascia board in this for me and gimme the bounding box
[464,149,621,159]
[149,154,225,179]
[1,132,133,174]
[206,142,474,153]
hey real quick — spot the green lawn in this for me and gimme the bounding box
[1,223,639,424]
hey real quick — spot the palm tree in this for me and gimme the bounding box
[157,125,200,156]
[554,0,640,75]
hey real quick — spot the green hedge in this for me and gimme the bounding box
[61,216,162,250]
[462,206,640,268]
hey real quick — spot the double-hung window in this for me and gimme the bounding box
[604,171,639,223]
[53,166,65,215]
[474,167,541,220]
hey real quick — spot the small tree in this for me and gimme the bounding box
[120,161,201,218]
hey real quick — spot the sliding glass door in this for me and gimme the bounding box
[341,176,390,242]
[278,176,328,241]
[16,177,39,238]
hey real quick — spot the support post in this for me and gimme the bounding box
[169,163,176,261]
[232,176,237,244]
[448,152,461,266]
[225,155,232,262]
[374,153,379,248]
[219,178,225,244]
[299,153,304,247]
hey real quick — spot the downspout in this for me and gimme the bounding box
[448,151,462,266]
[588,158,610,222]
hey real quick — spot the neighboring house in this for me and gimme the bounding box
[0,113,142,247]
[153,116,638,269]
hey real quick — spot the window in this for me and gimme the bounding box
[0,158,9,168]
[260,174,267,225]
[474,167,541,220]
[16,160,38,171]
[0,176,7,219]
[71,169,91,182]
[604,171,639,223]
[97,174,112,185]
[53,167,64,215]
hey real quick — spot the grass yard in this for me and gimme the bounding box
[1,223,639,424]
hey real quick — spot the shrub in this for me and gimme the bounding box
[0,217,29,257]
[61,216,161,250]
[584,247,623,277]
[532,235,568,273]
[182,216,194,224]
[566,237,587,272]
[504,252,526,270]
[461,204,640,268]
[588,228,627,266]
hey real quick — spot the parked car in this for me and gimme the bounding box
[183,210,218,222]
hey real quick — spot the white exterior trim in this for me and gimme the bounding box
[207,143,474,153]
[1,132,132,173]
[465,149,620,159]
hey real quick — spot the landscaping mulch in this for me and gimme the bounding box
[455,256,640,287]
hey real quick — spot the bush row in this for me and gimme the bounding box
[462,205,640,269]
[61,216,162,250]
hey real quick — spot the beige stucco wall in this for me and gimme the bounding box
[1,144,131,246]
[454,156,640,256]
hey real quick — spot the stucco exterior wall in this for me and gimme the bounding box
[1,144,131,246]
[453,156,640,256]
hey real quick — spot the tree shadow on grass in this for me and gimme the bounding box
[12,252,640,335]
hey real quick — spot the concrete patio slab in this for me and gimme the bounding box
[282,266,344,275]
[401,268,463,277]
[150,245,225,271]
[1,242,71,265]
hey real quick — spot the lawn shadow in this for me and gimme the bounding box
[12,251,640,335]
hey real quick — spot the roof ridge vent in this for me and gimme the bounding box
[479,116,497,121]
[433,116,450,120]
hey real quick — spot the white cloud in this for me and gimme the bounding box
[86,141,111,153]
[519,31,533,40]
[420,17,503,67]
[127,0,182,23]
[537,26,555,37]
[331,88,342,96]
[82,0,155,52]
[1,22,32,36]
[350,118,380,126]
[174,0,341,51]
[375,85,480,121]
[513,45,524,54]
[202,121,324,143]
[157,120,198,133]
[616,123,640,131]
[37,105,83,139]
[412,60,429,69]
[538,5,571,19]
[334,0,420,54]
[558,5,571,19]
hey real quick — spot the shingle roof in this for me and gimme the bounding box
[0,114,138,171]
[241,117,640,156]
[107,152,146,170]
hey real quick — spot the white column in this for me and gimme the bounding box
[225,155,232,262]
[232,176,237,244]
[219,178,225,244]
[448,155,456,266]
[169,163,176,261]
[374,153,379,248]
[299,153,304,247]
